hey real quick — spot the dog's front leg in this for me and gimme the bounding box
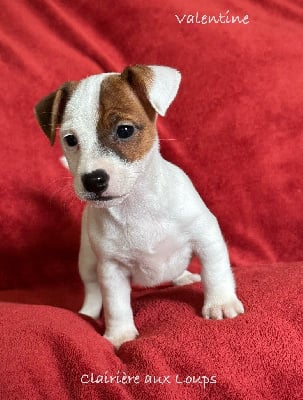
[99,262,138,350]
[79,208,102,320]
[192,215,244,320]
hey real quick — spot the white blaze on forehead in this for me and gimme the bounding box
[61,72,118,136]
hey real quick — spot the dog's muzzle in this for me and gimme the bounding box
[81,169,109,195]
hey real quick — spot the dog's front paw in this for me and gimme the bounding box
[104,326,139,350]
[202,295,244,320]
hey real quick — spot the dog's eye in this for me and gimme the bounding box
[64,134,78,147]
[115,125,135,140]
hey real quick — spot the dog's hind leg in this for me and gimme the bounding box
[172,270,201,286]
[78,207,102,319]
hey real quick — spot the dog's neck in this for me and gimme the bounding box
[101,138,167,220]
[131,139,165,197]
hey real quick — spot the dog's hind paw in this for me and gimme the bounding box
[79,307,101,320]
[173,270,201,286]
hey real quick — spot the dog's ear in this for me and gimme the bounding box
[34,82,76,145]
[121,65,181,117]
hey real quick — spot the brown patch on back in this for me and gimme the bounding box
[97,67,157,162]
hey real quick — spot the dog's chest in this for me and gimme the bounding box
[88,205,193,286]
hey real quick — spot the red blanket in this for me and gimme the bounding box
[0,0,302,399]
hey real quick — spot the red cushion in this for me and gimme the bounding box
[1,263,302,399]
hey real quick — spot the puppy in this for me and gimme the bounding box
[35,65,244,349]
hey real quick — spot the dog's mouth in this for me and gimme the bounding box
[79,191,128,205]
[93,195,116,201]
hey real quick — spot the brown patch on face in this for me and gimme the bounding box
[97,67,157,162]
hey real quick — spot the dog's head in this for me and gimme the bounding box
[34,65,181,207]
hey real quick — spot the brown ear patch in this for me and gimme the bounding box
[34,81,78,145]
[121,65,155,121]
[97,72,157,162]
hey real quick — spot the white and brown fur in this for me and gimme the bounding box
[35,65,244,349]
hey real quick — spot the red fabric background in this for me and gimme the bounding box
[0,0,302,399]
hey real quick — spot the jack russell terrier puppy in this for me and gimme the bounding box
[34,65,244,349]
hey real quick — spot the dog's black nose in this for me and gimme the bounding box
[81,169,109,194]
